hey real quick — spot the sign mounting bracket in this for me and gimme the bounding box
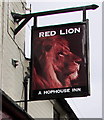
[11,4,98,35]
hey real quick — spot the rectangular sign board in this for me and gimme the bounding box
[30,21,90,100]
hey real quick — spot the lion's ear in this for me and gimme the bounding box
[45,45,52,52]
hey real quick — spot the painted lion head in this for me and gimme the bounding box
[32,35,82,89]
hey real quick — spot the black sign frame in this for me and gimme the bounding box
[29,20,90,100]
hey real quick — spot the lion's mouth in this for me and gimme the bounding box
[68,70,79,80]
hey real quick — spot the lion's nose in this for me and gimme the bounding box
[72,53,82,64]
[75,57,82,64]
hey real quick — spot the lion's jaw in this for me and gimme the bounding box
[52,59,80,87]
[68,70,79,80]
[68,62,80,81]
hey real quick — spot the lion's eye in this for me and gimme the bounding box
[58,52,64,57]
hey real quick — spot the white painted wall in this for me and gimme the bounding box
[0,1,54,118]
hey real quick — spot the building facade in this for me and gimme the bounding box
[0,1,78,119]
